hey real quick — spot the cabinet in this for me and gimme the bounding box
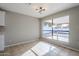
[0,34,4,51]
[0,11,5,51]
[0,11,5,26]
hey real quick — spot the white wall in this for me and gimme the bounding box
[40,6,79,50]
[5,11,40,46]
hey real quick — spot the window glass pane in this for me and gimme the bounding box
[42,19,52,39]
[53,16,69,42]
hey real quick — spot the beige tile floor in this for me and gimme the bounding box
[1,40,79,56]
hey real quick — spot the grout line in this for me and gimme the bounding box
[30,49,38,56]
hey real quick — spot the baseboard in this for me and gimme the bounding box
[5,39,39,48]
[5,38,79,52]
[60,44,79,52]
[41,38,79,52]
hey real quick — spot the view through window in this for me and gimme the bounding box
[42,16,69,42]
[42,19,52,39]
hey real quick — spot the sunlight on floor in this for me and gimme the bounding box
[21,41,57,56]
[15,41,79,56]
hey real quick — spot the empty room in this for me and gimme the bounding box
[0,3,79,56]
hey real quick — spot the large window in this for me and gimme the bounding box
[42,15,69,43]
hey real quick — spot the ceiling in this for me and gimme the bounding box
[0,3,79,18]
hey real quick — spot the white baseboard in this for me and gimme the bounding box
[60,44,79,52]
[41,38,79,52]
[5,39,39,48]
[5,38,79,52]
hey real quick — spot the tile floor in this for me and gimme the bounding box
[1,40,79,56]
